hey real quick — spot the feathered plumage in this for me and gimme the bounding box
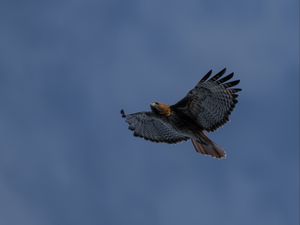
[121,68,241,159]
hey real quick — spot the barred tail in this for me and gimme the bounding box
[191,132,226,159]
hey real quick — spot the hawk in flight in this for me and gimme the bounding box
[121,68,241,159]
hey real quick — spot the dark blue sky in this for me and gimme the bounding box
[0,0,299,225]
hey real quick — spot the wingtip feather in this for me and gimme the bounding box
[200,69,213,82]
[210,68,227,81]
[218,72,234,84]
[121,109,126,118]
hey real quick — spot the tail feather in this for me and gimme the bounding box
[191,133,226,159]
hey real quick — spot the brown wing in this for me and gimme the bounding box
[121,110,189,143]
[172,68,241,132]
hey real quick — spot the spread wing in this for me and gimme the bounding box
[172,68,241,132]
[121,110,189,143]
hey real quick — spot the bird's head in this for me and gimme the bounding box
[150,102,172,116]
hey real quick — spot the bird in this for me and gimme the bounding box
[121,68,241,159]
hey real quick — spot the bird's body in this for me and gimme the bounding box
[121,68,241,159]
[150,103,203,140]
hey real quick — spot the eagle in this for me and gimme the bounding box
[121,68,241,159]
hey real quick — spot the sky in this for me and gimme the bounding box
[0,0,299,225]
